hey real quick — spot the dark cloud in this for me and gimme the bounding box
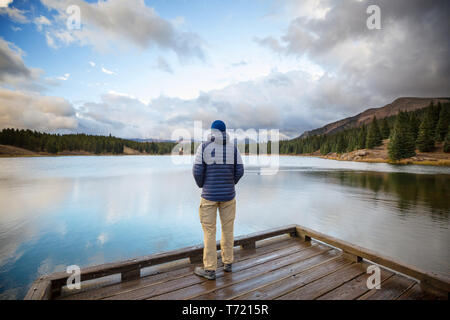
[258,0,450,101]
[0,37,50,92]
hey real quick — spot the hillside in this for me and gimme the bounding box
[299,97,450,138]
[316,140,450,166]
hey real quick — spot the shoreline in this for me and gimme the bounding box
[1,144,449,167]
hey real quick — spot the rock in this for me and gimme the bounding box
[356,150,368,156]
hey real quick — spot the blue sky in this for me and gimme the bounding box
[0,0,448,139]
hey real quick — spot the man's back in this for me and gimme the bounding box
[193,130,244,201]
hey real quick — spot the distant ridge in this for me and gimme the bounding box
[299,97,450,139]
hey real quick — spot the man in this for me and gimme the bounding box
[192,120,244,280]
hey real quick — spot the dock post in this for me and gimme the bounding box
[241,241,256,250]
[342,251,363,262]
[297,230,311,242]
[189,255,203,264]
[121,268,140,281]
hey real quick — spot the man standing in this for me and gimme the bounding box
[192,120,244,280]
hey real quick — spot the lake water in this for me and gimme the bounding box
[0,155,449,299]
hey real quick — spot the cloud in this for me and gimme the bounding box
[101,67,116,75]
[56,73,70,81]
[34,15,51,31]
[0,87,78,131]
[156,56,173,73]
[257,0,450,101]
[11,26,21,32]
[0,0,13,8]
[0,38,44,90]
[70,69,373,139]
[40,0,205,60]
[0,2,28,23]
[89,61,96,67]
[231,60,248,67]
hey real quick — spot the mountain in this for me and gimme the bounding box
[299,97,450,139]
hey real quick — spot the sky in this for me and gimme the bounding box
[0,0,449,139]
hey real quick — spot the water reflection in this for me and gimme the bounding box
[309,171,450,214]
[0,156,449,299]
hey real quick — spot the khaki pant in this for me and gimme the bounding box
[199,197,236,271]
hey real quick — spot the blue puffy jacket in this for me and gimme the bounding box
[193,132,244,201]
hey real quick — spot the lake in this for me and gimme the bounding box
[0,155,449,299]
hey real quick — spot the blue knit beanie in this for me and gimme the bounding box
[211,120,226,132]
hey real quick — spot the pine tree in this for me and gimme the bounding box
[444,126,450,153]
[320,141,331,155]
[336,135,346,154]
[416,113,435,152]
[388,111,416,160]
[366,117,382,149]
[380,118,390,139]
[435,104,449,141]
[357,125,367,149]
[409,112,420,144]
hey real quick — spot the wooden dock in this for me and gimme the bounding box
[25,224,449,300]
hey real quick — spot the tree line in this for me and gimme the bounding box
[280,101,450,160]
[0,129,175,155]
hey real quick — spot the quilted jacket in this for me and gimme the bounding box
[193,132,244,201]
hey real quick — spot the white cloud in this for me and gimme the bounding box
[89,61,96,67]
[34,15,51,31]
[40,0,205,60]
[101,67,116,75]
[0,5,28,23]
[56,73,70,81]
[11,26,21,32]
[0,0,13,8]
[45,32,56,49]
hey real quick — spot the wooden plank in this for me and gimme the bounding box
[233,225,298,245]
[276,262,366,300]
[358,274,416,300]
[61,236,306,300]
[396,283,447,300]
[236,256,351,300]
[106,244,329,300]
[48,225,297,291]
[149,246,333,300]
[24,279,52,300]
[317,267,394,300]
[188,250,344,300]
[295,225,450,293]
